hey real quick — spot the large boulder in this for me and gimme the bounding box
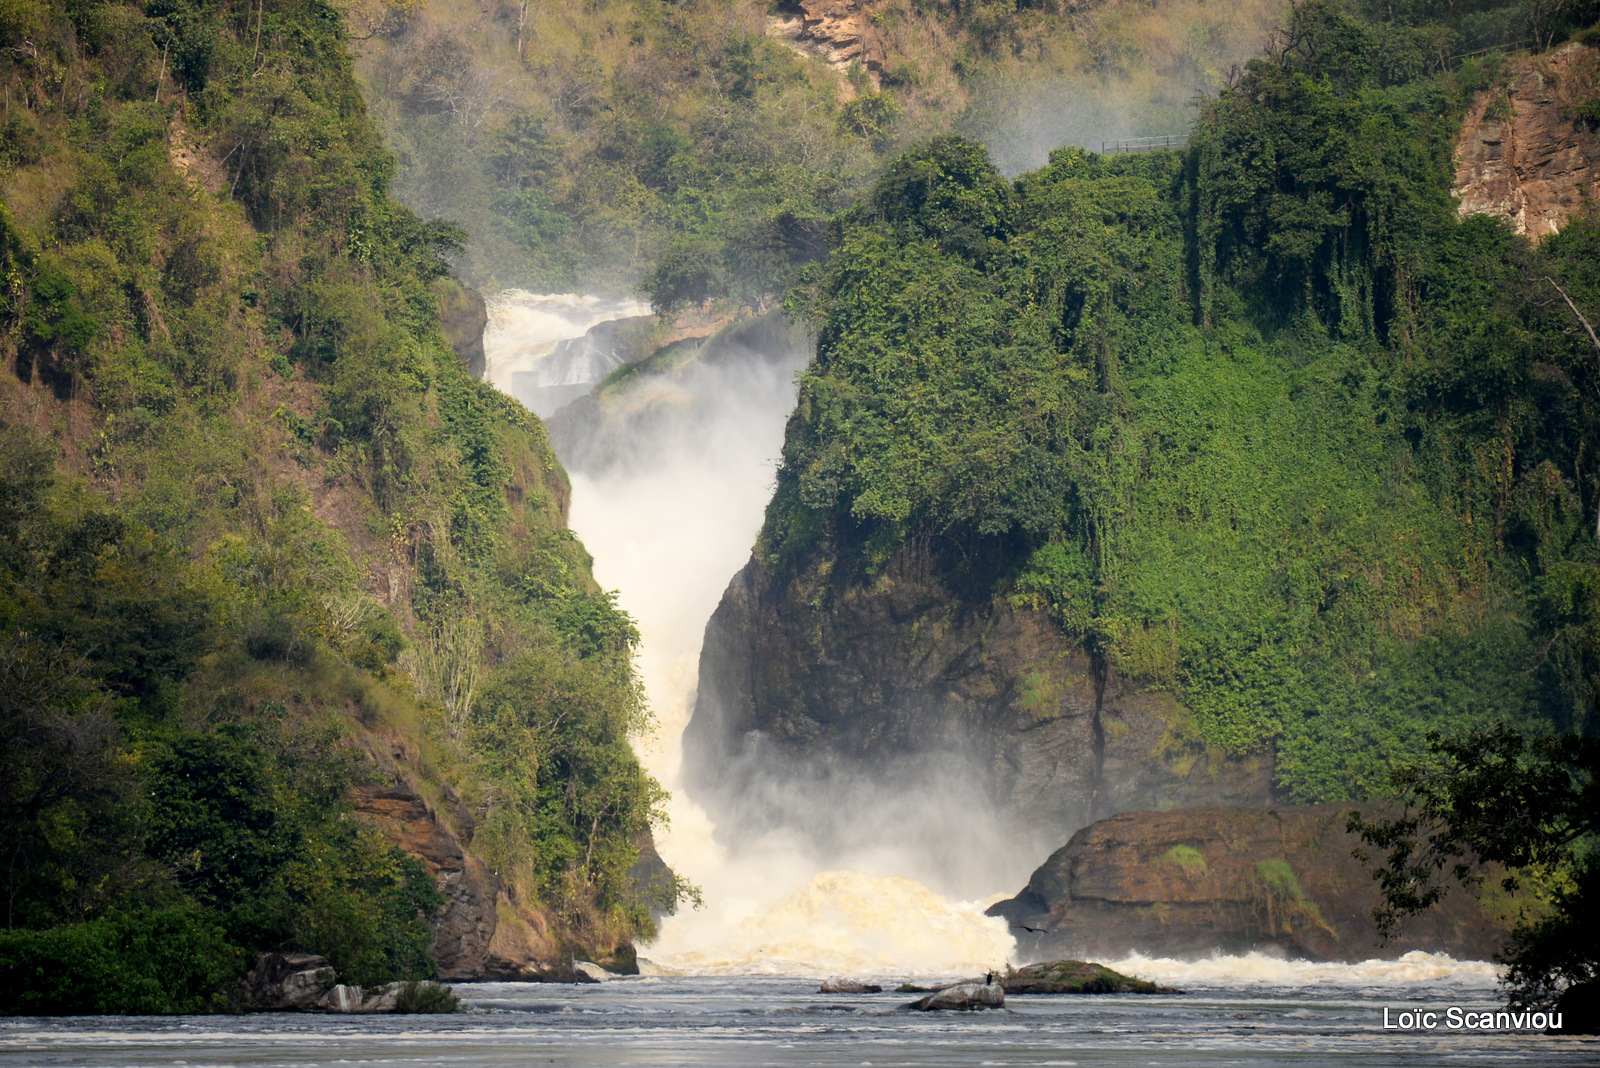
[1002,960,1173,994]
[241,952,337,1011]
[909,980,1004,1011]
[989,805,1508,962]
[820,977,883,993]
[319,983,401,1013]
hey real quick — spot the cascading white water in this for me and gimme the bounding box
[483,295,1015,977]
[485,291,651,417]
[481,294,1498,989]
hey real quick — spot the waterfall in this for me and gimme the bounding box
[483,295,1015,977]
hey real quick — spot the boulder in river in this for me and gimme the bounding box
[989,805,1507,962]
[909,980,1005,1011]
[316,980,458,1013]
[1002,960,1177,995]
[320,983,400,1013]
[241,952,337,1011]
[820,977,883,993]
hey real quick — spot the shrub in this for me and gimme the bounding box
[0,908,244,1016]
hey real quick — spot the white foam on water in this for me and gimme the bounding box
[1109,949,1502,990]
[653,871,1014,977]
[482,290,648,392]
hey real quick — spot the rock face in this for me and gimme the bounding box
[350,775,505,981]
[988,805,1507,963]
[1454,41,1600,242]
[909,980,1005,1011]
[351,757,642,982]
[767,0,888,89]
[241,952,337,1011]
[437,281,488,379]
[683,540,1272,891]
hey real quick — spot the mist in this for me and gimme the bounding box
[495,307,1017,976]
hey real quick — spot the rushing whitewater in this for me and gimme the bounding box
[484,294,1016,976]
[482,294,1502,991]
[483,291,650,415]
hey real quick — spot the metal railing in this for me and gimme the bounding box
[1099,134,1190,154]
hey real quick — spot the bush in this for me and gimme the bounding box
[0,908,244,1016]
[394,980,459,1013]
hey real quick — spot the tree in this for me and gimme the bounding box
[1350,725,1599,1027]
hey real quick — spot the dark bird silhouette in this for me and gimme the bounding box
[1011,924,1050,934]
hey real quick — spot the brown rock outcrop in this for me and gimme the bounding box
[1454,41,1600,242]
[767,0,888,88]
[684,540,1272,894]
[350,776,508,981]
[988,805,1507,962]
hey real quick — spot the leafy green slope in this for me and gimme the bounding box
[771,1,1600,802]
[348,0,1283,306]
[0,0,672,1013]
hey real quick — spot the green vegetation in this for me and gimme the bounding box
[1160,845,1207,874]
[771,0,1600,802]
[1002,958,1169,994]
[1351,727,1598,1011]
[394,979,461,1013]
[348,0,1284,305]
[0,0,676,1014]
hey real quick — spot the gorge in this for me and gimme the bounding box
[3,0,1600,1043]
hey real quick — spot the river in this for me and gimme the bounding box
[7,296,1586,1066]
[4,965,1595,1066]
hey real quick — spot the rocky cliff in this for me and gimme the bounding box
[685,535,1274,889]
[988,805,1507,962]
[1454,41,1600,241]
[767,0,889,91]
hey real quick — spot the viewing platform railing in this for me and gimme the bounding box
[1100,134,1190,154]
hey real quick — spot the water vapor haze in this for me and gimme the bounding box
[492,303,1016,976]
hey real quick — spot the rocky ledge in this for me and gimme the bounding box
[1453,40,1600,242]
[241,952,458,1013]
[893,959,1172,998]
[989,805,1508,962]
[908,979,1005,1011]
[1002,959,1176,995]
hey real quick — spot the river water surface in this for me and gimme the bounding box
[4,968,1595,1067]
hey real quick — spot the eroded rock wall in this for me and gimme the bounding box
[685,540,1272,890]
[1454,41,1600,241]
[988,805,1506,962]
[767,0,888,89]
[352,738,635,981]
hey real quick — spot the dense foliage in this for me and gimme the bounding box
[1351,727,1599,1011]
[348,0,1283,304]
[0,0,671,1014]
[773,0,1600,802]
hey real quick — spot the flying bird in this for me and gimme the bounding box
[1011,924,1051,934]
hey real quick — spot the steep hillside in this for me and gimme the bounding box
[686,3,1600,863]
[345,0,1284,304]
[0,0,678,1012]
